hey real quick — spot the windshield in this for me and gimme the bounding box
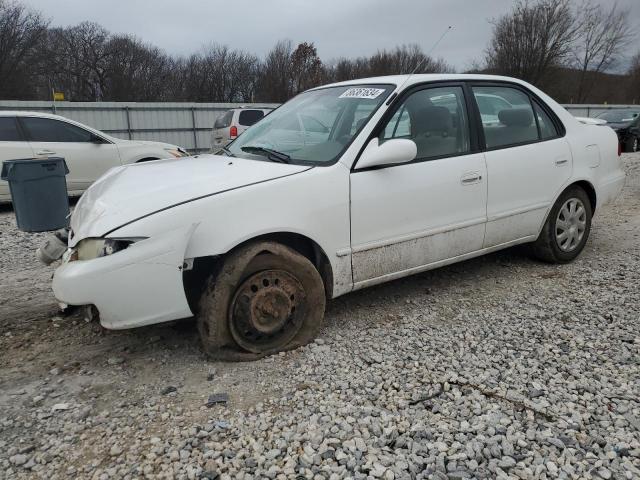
[596,111,639,123]
[227,84,394,164]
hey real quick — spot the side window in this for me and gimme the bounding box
[21,117,93,143]
[473,86,538,148]
[381,86,470,160]
[533,102,559,139]
[382,107,411,139]
[238,110,264,126]
[0,117,22,141]
[214,111,233,129]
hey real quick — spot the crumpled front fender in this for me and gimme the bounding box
[53,223,198,329]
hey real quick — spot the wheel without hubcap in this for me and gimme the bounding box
[197,242,326,361]
[555,198,587,252]
[229,269,306,353]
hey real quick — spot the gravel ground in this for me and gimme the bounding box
[1,152,639,480]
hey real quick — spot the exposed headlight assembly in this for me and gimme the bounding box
[76,237,145,261]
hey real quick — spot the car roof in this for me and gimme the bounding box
[0,110,71,120]
[317,73,534,90]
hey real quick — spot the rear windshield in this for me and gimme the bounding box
[214,110,233,129]
[239,110,265,126]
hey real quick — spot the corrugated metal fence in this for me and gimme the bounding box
[0,101,635,153]
[0,101,278,153]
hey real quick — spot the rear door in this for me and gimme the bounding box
[471,84,571,247]
[0,116,35,201]
[19,116,122,193]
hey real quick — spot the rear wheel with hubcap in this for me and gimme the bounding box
[532,186,592,263]
[626,136,638,153]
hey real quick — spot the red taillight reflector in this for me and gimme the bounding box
[230,125,238,138]
[618,142,622,157]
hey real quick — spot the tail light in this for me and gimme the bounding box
[230,125,238,139]
[618,142,622,157]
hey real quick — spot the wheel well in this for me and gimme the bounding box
[236,233,334,299]
[571,180,597,212]
[136,157,159,163]
[183,233,334,314]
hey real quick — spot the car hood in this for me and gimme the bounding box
[69,155,311,245]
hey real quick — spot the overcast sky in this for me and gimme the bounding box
[25,0,640,71]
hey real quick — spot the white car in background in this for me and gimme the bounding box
[51,74,625,360]
[211,107,273,151]
[0,111,188,202]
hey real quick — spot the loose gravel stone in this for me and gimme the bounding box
[0,152,639,479]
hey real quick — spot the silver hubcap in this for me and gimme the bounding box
[634,138,638,152]
[556,198,586,252]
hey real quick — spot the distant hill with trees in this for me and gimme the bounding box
[0,0,637,104]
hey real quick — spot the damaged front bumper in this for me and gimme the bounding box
[52,224,197,329]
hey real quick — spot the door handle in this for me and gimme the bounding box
[36,150,56,156]
[461,173,482,185]
[555,158,568,166]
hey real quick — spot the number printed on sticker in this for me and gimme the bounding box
[339,88,386,99]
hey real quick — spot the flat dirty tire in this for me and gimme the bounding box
[197,242,326,361]
[532,186,592,263]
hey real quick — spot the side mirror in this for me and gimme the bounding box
[355,138,417,170]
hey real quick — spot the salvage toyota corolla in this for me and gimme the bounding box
[51,74,625,360]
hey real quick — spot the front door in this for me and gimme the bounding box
[0,116,35,201]
[19,116,122,194]
[350,84,488,287]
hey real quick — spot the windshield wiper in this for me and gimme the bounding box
[241,146,290,163]
[220,146,235,157]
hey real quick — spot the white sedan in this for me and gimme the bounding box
[0,111,188,202]
[51,74,625,360]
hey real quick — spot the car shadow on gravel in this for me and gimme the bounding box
[69,244,539,362]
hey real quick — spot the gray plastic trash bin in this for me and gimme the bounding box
[1,157,70,232]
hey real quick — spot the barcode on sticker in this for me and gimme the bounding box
[339,88,385,99]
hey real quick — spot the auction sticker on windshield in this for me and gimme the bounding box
[339,88,386,99]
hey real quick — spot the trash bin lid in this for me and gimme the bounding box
[1,157,69,181]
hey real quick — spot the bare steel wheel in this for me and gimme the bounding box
[229,269,306,353]
[197,241,326,361]
[532,186,592,263]
[555,198,587,252]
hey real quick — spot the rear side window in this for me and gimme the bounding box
[533,102,559,139]
[238,110,265,126]
[21,117,93,142]
[214,111,233,129]
[473,86,538,149]
[0,117,22,141]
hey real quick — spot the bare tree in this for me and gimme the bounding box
[0,0,48,99]
[45,22,113,101]
[485,0,579,86]
[573,1,635,102]
[326,44,453,83]
[105,35,173,101]
[290,42,324,94]
[256,40,293,102]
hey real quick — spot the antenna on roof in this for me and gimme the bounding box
[388,25,453,103]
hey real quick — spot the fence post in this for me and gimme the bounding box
[191,107,198,152]
[125,106,132,140]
